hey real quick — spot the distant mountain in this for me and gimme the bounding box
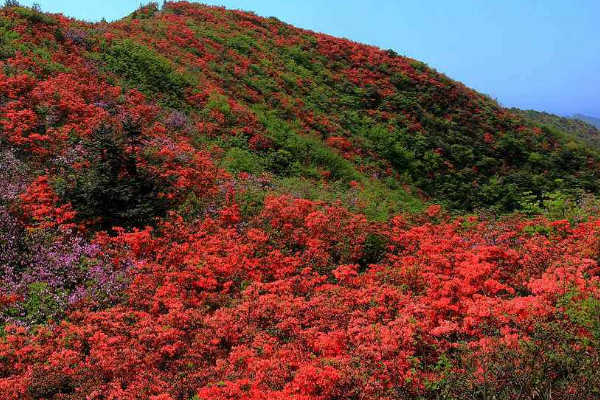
[511,109,600,149]
[573,114,600,129]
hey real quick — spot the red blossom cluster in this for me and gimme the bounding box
[1,197,599,398]
[20,176,76,229]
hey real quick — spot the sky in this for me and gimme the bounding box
[15,0,600,118]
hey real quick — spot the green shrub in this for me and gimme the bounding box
[22,282,60,325]
[266,149,295,175]
[0,19,19,59]
[13,5,57,25]
[100,39,195,106]
[225,34,256,55]
[223,147,264,174]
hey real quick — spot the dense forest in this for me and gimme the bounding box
[0,2,599,399]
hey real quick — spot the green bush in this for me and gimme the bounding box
[223,147,264,174]
[21,282,60,325]
[0,19,19,59]
[266,149,295,175]
[100,39,195,106]
[13,5,57,25]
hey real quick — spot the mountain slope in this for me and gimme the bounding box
[2,2,600,216]
[1,3,600,400]
[109,3,600,212]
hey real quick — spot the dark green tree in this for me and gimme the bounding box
[56,123,168,231]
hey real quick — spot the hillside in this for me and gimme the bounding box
[1,2,600,399]
[512,108,600,149]
[1,2,600,216]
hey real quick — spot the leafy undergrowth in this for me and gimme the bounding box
[0,2,599,399]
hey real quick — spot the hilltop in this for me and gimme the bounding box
[1,2,599,399]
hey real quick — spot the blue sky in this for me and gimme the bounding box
[15,0,600,118]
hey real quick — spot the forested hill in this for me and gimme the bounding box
[1,1,600,218]
[1,3,600,400]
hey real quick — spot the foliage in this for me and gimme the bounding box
[0,197,599,398]
[0,207,130,327]
[0,2,600,399]
[98,39,195,107]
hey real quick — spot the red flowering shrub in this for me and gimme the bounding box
[1,199,599,399]
[20,176,75,229]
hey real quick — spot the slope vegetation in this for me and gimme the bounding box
[0,2,599,399]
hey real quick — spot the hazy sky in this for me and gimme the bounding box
[15,0,600,118]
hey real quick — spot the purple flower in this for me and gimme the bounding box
[64,29,88,46]
[0,208,131,327]
[164,110,189,130]
[0,149,30,202]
